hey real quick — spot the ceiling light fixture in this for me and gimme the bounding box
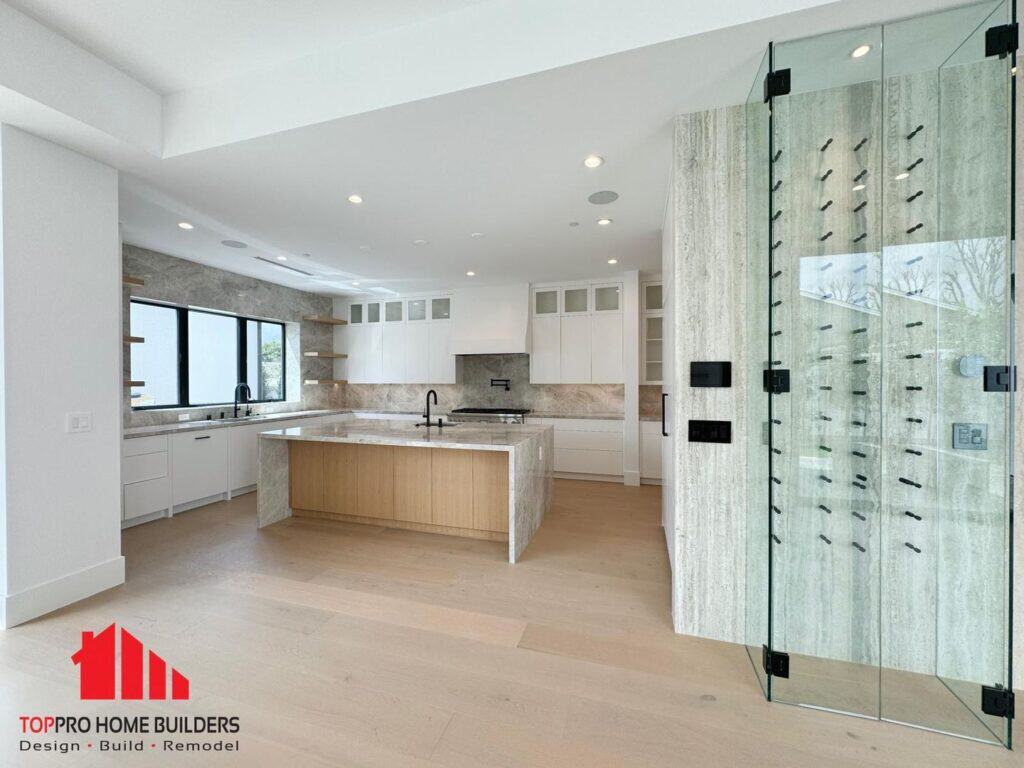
[470,232,484,238]
[588,190,619,205]
[583,155,604,168]
[607,259,618,264]
[413,239,428,245]
[895,172,910,181]
[466,271,476,276]
[277,255,287,261]
[348,194,363,204]
[568,221,580,227]
[358,245,371,251]
[352,281,360,286]
[597,218,613,226]
[177,221,194,230]
[851,44,871,59]
[221,239,248,249]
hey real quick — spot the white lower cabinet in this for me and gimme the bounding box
[531,417,624,479]
[171,429,229,507]
[122,435,170,524]
[640,420,663,481]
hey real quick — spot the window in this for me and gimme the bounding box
[129,300,287,409]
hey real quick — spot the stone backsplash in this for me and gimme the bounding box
[342,354,624,416]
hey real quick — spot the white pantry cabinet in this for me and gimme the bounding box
[171,428,228,507]
[640,420,663,481]
[529,315,561,384]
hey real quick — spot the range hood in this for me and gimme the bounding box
[450,284,529,355]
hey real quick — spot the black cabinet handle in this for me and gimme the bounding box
[194,435,211,440]
[661,393,669,437]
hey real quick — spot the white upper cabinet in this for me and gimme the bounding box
[427,319,455,383]
[405,323,430,383]
[530,281,623,384]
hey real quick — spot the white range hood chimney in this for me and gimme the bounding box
[450,284,529,355]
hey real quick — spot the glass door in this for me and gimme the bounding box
[766,22,885,719]
[880,1,1014,745]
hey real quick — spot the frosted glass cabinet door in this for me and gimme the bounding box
[591,313,623,383]
[530,315,561,383]
[534,289,558,315]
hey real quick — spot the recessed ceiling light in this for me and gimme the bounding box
[852,184,866,192]
[221,239,248,249]
[348,194,363,204]
[851,44,871,58]
[895,172,910,181]
[588,190,619,205]
[568,221,580,227]
[597,218,613,226]
[177,221,194,230]
[352,281,360,286]
[583,155,604,168]
[470,232,484,238]
[277,255,287,261]
[413,239,428,245]
[466,271,476,276]
[358,245,371,251]
[607,259,618,264]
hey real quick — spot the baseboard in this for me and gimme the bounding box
[121,509,168,529]
[173,492,228,515]
[554,471,623,483]
[622,470,641,487]
[641,477,663,486]
[1,555,125,629]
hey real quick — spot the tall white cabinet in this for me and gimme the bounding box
[529,282,623,384]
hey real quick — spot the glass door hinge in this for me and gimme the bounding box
[981,684,1015,718]
[983,365,1017,392]
[986,23,1018,58]
[763,69,791,102]
[763,369,791,394]
[762,646,790,678]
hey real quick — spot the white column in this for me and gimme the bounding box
[621,270,640,486]
[0,125,123,628]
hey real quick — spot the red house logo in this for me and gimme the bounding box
[71,623,189,701]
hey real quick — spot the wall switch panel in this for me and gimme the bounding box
[688,419,731,444]
[178,413,191,422]
[952,422,987,451]
[66,412,92,433]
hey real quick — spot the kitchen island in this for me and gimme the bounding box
[257,419,554,562]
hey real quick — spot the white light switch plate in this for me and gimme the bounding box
[178,413,191,422]
[66,412,92,433]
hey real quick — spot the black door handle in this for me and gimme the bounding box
[194,435,211,440]
[661,392,669,437]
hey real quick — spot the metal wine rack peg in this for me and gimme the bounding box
[771,269,782,278]
[853,264,867,273]
[819,474,833,484]
[905,542,922,554]
[905,511,922,521]
[852,480,866,489]
[771,476,782,485]
[819,355,833,361]
[819,323,833,330]
[820,200,834,212]
[898,477,922,489]
[853,233,867,243]
[820,414,833,421]
[820,168,833,181]
[851,420,867,427]
[906,190,923,203]
[906,157,924,172]
[818,445,832,452]
[820,260,833,270]
[906,386,923,391]
[852,541,866,552]
[772,505,782,515]
[852,390,867,396]
[852,358,868,365]
[772,534,782,545]
[820,137,833,151]
[853,169,868,182]
[906,223,923,234]
[905,353,922,359]
[820,231,834,241]
[853,201,867,212]
[851,450,867,458]
[772,179,782,191]
[819,385,832,391]
[905,448,922,456]
[772,149,782,162]
[819,504,832,514]
[906,255,923,265]
[771,240,783,250]
[906,321,923,328]
[906,124,924,140]
[819,534,832,545]
[853,137,868,151]
[852,327,867,334]
[852,512,866,521]
[773,210,783,221]
[906,417,923,424]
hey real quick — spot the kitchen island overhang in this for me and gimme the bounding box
[257,419,554,563]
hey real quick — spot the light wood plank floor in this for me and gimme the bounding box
[0,479,1019,766]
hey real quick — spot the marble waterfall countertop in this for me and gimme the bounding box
[123,409,351,438]
[260,419,551,452]
[257,419,554,563]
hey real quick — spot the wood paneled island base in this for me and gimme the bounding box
[258,419,554,562]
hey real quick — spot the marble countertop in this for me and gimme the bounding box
[123,409,350,438]
[528,411,624,421]
[261,418,551,452]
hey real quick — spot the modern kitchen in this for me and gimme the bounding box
[0,1,1021,766]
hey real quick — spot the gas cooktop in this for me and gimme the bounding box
[450,407,531,415]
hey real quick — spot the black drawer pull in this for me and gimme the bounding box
[194,435,212,440]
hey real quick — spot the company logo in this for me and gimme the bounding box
[70,623,189,701]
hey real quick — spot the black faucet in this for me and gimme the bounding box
[418,389,443,429]
[233,382,252,418]
[491,378,511,392]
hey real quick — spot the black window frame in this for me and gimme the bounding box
[130,299,287,410]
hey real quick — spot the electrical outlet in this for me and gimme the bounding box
[66,412,92,433]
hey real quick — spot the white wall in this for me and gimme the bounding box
[0,125,123,628]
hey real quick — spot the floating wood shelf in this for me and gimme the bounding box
[124,335,145,344]
[302,351,348,358]
[122,274,145,286]
[124,379,145,387]
[302,315,348,325]
[303,379,348,385]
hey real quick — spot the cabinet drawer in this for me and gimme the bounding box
[554,448,623,476]
[553,429,622,452]
[124,476,170,521]
[123,451,168,484]
[123,435,168,457]
[545,418,623,433]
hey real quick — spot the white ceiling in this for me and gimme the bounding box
[12,0,975,297]
[6,0,488,93]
